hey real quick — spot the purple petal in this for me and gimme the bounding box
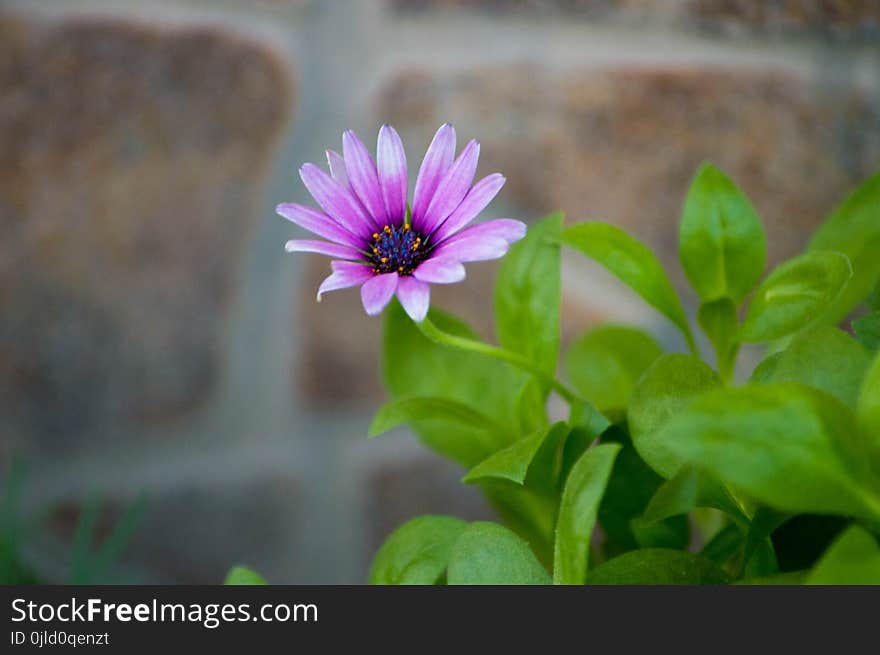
[326,149,349,188]
[432,173,506,242]
[377,125,408,223]
[396,276,430,322]
[300,163,375,237]
[276,202,363,249]
[343,130,388,226]
[361,272,399,316]
[412,258,466,284]
[316,261,374,300]
[438,218,527,247]
[285,239,362,260]
[432,236,510,263]
[412,124,456,228]
[420,139,480,235]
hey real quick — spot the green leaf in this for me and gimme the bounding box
[553,443,622,584]
[854,311,880,351]
[628,354,721,478]
[597,427,688,556]
[447,522,550,585]
[697,298,738,380]
[463,422,568,489]
[495,213,562,376]
[562,222,695,350]
[515,378,549,435]
[642,465,747,525]
[587,549,729,585]
[808,170,880,324]
[750,352,782,383]
[369,515,468,585]
[679,163,766,303]
[653,384,880,522]
[224,566,268,585]
[859,351,880,471]
[738,251,853,343]
[805,525,880,585]
[564,325,663,419]
[383,302,531,466]
[753,326,871,410]
[369,397,507,465]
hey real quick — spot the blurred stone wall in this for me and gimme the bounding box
[1,0,878,583]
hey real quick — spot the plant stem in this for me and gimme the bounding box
[416,317,581,406]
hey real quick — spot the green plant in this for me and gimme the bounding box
[365,164,880,585]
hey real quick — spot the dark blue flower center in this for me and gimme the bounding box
[368,224,429,275]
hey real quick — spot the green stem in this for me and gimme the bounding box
[416,317,581,405]
[717,343,740,386]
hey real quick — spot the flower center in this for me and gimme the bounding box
[368,224,428,275]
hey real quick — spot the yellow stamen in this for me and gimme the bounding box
[380,257,388,264]
[372,233,380,241]
[383,225,392,234]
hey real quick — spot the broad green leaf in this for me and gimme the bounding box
[642,465,747,525]
[563,222,695,350]
[463,422,568,489]
[859,351,880,471]
[447,522,550,585]
[679,163,766,303]
[738,251,853,343]
[754,326,871,409]
[564,325,663,418]
[495,213,562,376]
[553,443,622,584]
[628,354,721,478]
[806,525,880,585]
[853,311,880,351]
[369,397,506,466]
[224,566,267,585]
[587,549,729,585]
[654,384,880,522]
[808,170,880,324]
[369,515,467,585]
[598,428,688,557]
[383,302,531,466]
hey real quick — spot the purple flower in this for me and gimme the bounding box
[277,124,527,322]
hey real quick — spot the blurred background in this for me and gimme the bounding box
[1,0,879,584]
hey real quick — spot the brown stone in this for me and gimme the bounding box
[46,475,299,584]
[298,64,879,405]
[389,0,880,39]
[377,65,880,293]
[361,449,495,572]
[0,13,293,450]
